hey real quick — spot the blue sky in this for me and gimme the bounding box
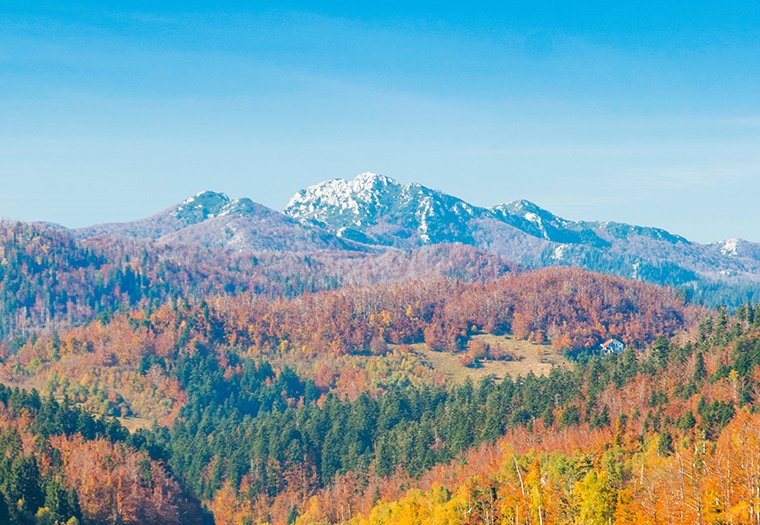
[1,2,760,242]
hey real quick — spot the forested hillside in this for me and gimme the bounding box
[0,221,512,338]
[297,307,760,525]
[3,219,760,524]
[0,384,208,524]
[5,294,760,524]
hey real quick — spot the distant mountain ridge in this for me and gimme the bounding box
[285,172,687,249]
[72,191,373,253]
[284,172,760,287]
[59,172,760,293]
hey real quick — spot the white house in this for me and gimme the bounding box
[600,338,625,355]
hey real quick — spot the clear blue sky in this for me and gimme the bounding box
[1,1,759,243]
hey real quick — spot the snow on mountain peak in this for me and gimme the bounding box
[180,191,230,207]
[284,172,693,256]
[173,191,253,225]
[524,212,541,224]
[716,238,744,256]
[354,172,397,189]
[285,172,403,222]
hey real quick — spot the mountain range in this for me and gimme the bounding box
[65,172,760,296]
[72,189,370,253]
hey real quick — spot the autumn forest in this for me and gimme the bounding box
[1,220,759,525]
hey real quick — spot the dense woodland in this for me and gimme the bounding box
[0,222,514,339]
[2,221,760,524]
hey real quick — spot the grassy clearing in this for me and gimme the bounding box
[118,416,155,432]
[409,333,571,383]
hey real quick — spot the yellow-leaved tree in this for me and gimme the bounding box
[573,470,615,525]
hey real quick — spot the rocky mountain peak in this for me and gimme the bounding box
[353,172,399,190]
[285,173,405,226]
[173,191,255,225]
[285,173,481,247]
[714,238,743,256]
[287,173,399,212]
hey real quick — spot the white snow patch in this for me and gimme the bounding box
[720,238,741,256]
[285,172,402,219]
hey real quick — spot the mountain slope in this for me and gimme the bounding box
[73,191,372,252]
[708,238,760,262]
[285,173,485,247]
[285,172,760,286]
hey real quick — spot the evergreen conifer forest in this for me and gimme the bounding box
[2,221,760,524]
